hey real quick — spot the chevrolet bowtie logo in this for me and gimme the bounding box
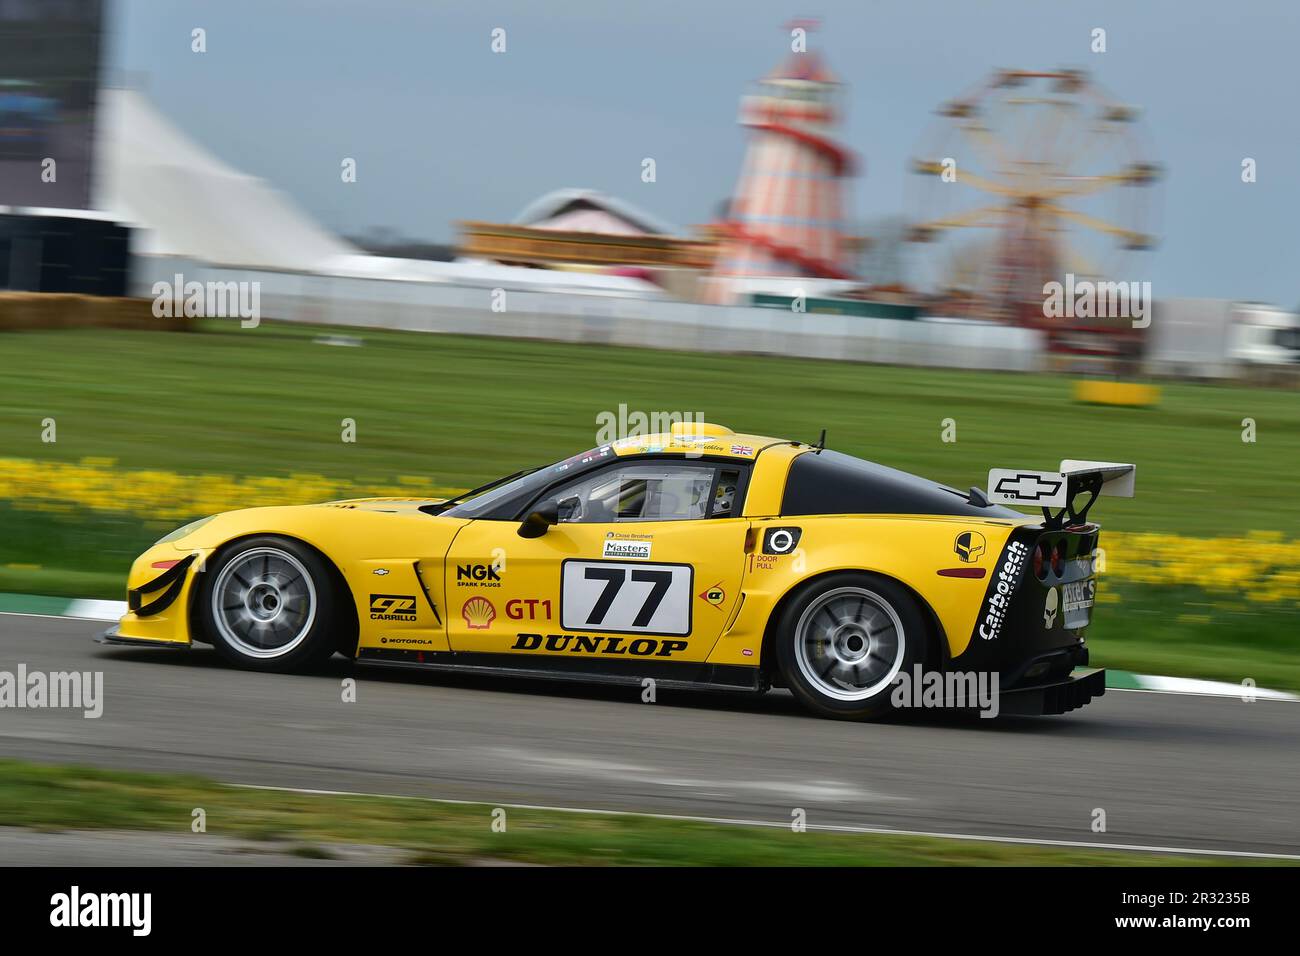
[994,473,1064,501]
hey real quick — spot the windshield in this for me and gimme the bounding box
[440,445,616,519]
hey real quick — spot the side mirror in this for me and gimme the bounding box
[517,500,560,538]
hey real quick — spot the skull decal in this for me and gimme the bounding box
[954,531,987,563]
[1043,587,1059,628]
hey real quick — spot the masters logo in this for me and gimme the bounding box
[602,535,652,559]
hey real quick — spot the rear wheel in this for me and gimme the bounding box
[775,573,923,720]
[198,536,345,672]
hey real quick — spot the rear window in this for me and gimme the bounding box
[781,450,1018,518]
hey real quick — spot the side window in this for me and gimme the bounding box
[712,468,741,517]
[552,463,730,524]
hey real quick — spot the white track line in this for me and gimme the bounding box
[232,783,1300,861]
[1134,674,1297,701]
[66,599,127,621]
[0,611,113,622]
[1102,686,1294,702]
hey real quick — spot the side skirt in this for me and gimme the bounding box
[96,627,191,649]
[355,648,763,693]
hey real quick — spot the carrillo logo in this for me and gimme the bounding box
[369,594,417,621]
[50,886,151,936]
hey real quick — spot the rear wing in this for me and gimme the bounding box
[986,460,1135,526]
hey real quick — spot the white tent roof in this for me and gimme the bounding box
[513,188,681,237]
[95,88,358,271]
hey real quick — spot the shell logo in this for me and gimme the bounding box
[462,596,497,630]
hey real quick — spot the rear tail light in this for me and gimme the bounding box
[1034,542,1049,579]
[1052,540,1067,576]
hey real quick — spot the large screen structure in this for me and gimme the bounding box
[0,0,104,211]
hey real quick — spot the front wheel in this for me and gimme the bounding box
[775,573,923,720]
[197,536,346,672]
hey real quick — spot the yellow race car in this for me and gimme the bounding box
[102,423,1132,720]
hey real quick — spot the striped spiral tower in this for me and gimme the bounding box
[706,30,858,303]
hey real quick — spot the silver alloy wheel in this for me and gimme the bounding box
[211,547,317,659]
[793,586,906,702]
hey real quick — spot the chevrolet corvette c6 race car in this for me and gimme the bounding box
[102,423,1134,720]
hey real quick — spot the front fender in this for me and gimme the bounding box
[112,542,216,645]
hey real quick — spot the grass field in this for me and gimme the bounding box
[0,759,1278,866]
[2,321,1297,535]
[1,321,1298,688]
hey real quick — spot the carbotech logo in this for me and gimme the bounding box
[978,539,1029,641]
[369,594,418,622]
[457,564,502,587]
[513,633,687,657]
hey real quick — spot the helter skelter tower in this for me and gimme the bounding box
[704,23,858,304]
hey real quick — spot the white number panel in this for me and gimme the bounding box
[561,560,693,636]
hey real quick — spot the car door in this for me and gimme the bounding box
[444,457,749,664]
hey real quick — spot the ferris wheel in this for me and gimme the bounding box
[905,68,1162,323]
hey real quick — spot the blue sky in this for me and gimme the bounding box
[108,0,1299,305]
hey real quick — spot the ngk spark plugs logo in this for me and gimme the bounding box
[978,540,1029,641]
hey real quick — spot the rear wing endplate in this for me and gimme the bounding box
[987,460,1135,527]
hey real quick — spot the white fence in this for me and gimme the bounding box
[131,256,1045,372]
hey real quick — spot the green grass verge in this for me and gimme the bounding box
[0,759,1280,866]
[0,504,160,597]
[1088,583,1298,690]
[2,321,1298,536]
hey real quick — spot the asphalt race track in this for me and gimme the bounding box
[2,612,1297,858]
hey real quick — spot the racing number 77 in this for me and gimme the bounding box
[584,567,672,628]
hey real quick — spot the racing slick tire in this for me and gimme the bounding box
[197,535,348,673]
[775,572,923,721]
